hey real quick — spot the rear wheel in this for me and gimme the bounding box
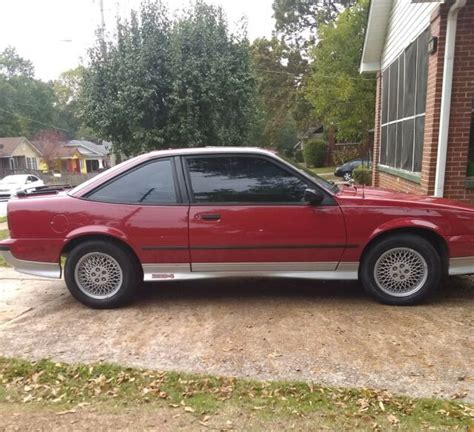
[64,240,140,308]
[343,172,353,181]
[360,234,441,305]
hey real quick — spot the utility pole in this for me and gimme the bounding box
[99,0,105,32]
[93,0,106,37]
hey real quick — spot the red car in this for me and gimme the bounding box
[1,147,474,308]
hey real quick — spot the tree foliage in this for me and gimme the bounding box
[303,139,326,167]
[304,0,375,141]
[0,47,82,138]
[272,0,356,50]
[250,38,305,150]
[80,1,256,156]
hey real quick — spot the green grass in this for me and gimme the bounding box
[0,357,471,430]
[310,166,336,174]
[0,229,8,267]
[0,216,7,224]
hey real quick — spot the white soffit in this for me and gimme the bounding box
[360,0,393,73]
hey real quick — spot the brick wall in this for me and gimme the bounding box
[442,2,474,202]
[372,3,474,203]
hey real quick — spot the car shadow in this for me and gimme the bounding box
[132,276,474,306]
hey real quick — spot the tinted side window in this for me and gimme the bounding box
[88,159,177,204]
[186,156,309,203]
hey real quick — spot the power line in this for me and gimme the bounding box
[0,107,71,133]
[253,68,376,81]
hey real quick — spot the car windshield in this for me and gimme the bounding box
[278,155,340,194]
[1,176,24,185]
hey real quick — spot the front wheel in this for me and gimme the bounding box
[360,234,441,305]
[64,240,140,308]
[343,172,353,181]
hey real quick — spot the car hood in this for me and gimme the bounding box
[336,185,474,212]
[0,184,19,191]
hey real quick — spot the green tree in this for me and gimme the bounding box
[273,0,356,50]
[166,2,255,148]
[80,0,256,156]
[250,37,307,150]
[0,47,58,137]
[0,47,76,138]
[0,46,34,79]
[304,0,375,141]
[52,67,85,135]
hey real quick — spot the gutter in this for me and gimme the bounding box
[434,0,467,197]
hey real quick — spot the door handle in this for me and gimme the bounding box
[200,213,221,221]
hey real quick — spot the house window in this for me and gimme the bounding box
[380,28,430,173]
[26,157,37,170]
[86,159,100,173]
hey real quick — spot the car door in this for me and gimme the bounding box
[84,157,190,279]
[27,176,42,191]
[183,154,347,273]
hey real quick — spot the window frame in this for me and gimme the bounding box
[181,153,335,206]
[82,157,184,206]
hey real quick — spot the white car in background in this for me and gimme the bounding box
[0,175,44,200]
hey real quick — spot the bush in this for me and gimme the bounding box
[353,166,372,185]
[332,146,360,166]
[303,139,327,168]
[294,149,304,163]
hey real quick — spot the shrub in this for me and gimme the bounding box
[294,149,304,163]
[332,146,360,166]
[353,166,372,185]
[303,139,327,168]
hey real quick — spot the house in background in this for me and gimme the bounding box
[65,140,111,173]
[34,139,111,175]
[361,0,474,203]
[0,137,42,178]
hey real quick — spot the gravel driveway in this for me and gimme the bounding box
[0,267,473,401]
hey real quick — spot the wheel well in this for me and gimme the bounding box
[61,234,143,275]
[360,228,449,275]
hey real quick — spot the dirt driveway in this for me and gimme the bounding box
[0,267,473,401]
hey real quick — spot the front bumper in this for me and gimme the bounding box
[0,246,61,279]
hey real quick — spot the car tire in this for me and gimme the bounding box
[360,234,441,305]
[343,172,352,181]
[64,240,140,309]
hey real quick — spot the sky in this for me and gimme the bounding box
[0,0,275,81]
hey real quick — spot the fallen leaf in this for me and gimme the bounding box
[387,414,399,425]
[184,406,195,413]
[56,410,76,416]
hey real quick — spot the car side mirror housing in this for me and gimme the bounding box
[304,188,324,205]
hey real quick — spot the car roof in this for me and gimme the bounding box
[145,147,276,158]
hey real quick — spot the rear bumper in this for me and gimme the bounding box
[449,256,474,276]
[0,246,61,279]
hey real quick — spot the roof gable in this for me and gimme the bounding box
[361,0,442,73]
[0,137,42,157]
[360,0,394,72]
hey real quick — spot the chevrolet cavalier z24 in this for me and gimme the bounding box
[1,148,474,308]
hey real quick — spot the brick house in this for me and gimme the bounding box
[360,0,474,203]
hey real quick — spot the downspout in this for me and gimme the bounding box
[434,0,467,197]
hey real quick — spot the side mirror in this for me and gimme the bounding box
[304,188,324,205]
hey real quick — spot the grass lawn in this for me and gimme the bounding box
[310,166,336,174]
[0,216,7,224]
[0,229,9,266]
[0,357,471,430]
